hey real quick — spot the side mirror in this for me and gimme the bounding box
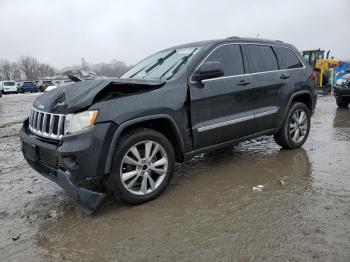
[192,61,224,82]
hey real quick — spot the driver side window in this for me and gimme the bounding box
[204,44,244,77]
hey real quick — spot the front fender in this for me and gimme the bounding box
[104,114,185,174]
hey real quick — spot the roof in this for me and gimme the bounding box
[165,36,293,51]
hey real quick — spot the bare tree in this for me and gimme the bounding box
[18,56,40,80]
[0,60,13,80]
[92,59,131,77]
[1,56,130,81]
[38,63,55,78]
[11,62,22,81]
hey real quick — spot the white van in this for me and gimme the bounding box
[0,81,18,94]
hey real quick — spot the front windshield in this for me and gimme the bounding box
[4,82,15,86]
[121,47,200,80]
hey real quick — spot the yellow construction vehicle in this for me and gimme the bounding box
[302,49,340,87]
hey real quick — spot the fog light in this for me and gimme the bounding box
[62,156,78,169]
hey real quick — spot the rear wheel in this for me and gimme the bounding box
[336,97,349,108]
[274,102,311,149]
[108,128,175,205]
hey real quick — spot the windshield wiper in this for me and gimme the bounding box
[144,50,176,74]
[165,48,198,80]
[128,50,176,79]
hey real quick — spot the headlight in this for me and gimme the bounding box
[65,110,98,134]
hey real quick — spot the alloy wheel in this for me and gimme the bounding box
[120,140,168,195]
[289,109,308,143]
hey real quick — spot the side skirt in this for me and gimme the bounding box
[183,128,277,161]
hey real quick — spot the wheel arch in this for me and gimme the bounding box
[104,114,185,174]
[277,91,313,130]
[290,92,313,112]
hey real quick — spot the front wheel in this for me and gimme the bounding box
[108,128,175,205]
[274,102,311,149]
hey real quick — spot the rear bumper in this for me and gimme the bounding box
[3,88,17,93]
[334,85,350,97]
[20,119,117,213]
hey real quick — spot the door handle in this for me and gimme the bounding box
[280,74,290,79]
[238,80,251,86]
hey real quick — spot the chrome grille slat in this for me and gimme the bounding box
[42,114,48,134]
[58,115,64,136]
[28,108,65,140]
[31,110,35,127]
[36,112,42,132]
[33,111,38,130]
[49,115,54,135]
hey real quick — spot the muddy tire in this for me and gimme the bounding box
[108,128,175,205]
[336,97,349,108]
[274,102,311,149]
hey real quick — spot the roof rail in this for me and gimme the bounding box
[226,36,240,40]
[275,40,283,43]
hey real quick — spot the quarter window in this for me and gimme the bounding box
[245,45,279,73]
[274,47,303,69]
[204,44,244,77]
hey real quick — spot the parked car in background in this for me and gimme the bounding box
[0,81,18,94]
[16,82,22,92]
[18,81,38,93]
[44,80,74,92]
[334,72,350,108]
[20,37,317,213]
[38,80,54,92]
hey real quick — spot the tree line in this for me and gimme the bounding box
[0,56,131,81]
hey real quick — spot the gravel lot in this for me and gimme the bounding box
[0,93,350,262]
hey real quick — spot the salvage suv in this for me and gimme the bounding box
[20,37,317,213]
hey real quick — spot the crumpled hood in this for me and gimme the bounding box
[33,78,165,114]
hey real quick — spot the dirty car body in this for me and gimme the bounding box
[20,37,317,213]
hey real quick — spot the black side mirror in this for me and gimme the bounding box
[192,61,224,82]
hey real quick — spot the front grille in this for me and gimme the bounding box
[29,108,66,140]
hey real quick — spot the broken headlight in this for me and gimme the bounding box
[65,110,98,134]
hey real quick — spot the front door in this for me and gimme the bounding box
[189,44,255,149]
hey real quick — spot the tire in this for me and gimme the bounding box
[336,97,349,108]
[108,128,175,205]
[274,102,311,149]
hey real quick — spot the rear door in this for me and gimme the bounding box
[244,44,290,133]
[273,46,305,91]
[189,44,255,149]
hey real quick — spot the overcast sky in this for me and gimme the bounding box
[0,0,349,68]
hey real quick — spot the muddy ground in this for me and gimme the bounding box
[0,93,350,262]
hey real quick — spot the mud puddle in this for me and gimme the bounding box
[1,94,350,261]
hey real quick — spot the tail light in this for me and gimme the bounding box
[311,71,317,80]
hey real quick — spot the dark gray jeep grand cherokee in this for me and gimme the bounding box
[20,37,317,213]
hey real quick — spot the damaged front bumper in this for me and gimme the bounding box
[25,159,106,214]
[20,119,115,214]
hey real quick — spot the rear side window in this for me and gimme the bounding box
[274,47,303,69]
[204,44,244,77]
[245,45,278,73]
